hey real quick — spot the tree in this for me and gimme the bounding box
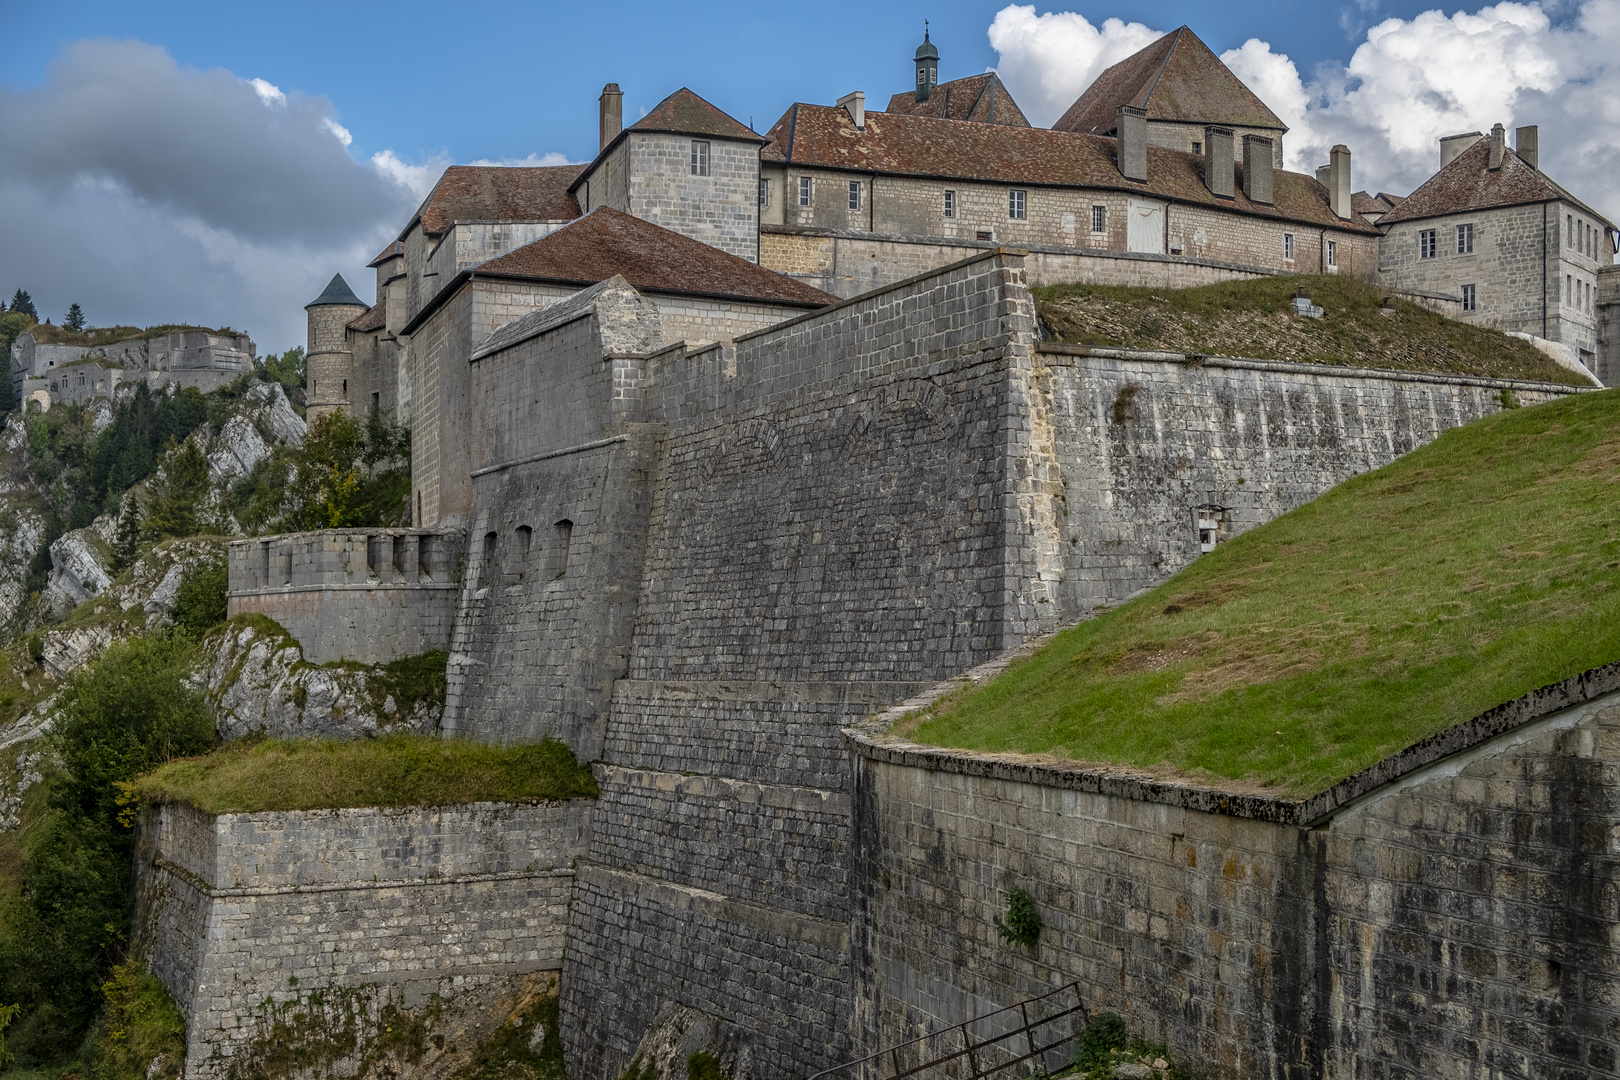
[8,289,36,320]
[110,497,142,574]
[144,439,210,539]
[62,303,85,332]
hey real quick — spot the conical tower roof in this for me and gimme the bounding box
[305,273,365,309]
[915,29,938,61]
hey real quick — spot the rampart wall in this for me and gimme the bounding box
[135,798,591,1080]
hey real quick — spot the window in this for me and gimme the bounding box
[551,520,573,580]
[1008,189,1027,220]
[1191,140,1202,155]
[1457,223,1473,254]
[482,531,498,570]
[1568,214,1574,245]
[976,230,993,241]
[1461,283,1477,311]
[943,190,956,218]
[848,180,862,211]
[342,379,347,394]
[1566,274,1573,303]
[1326,240,1337,266]
[758,179,770,207]
[1419,229,1437,259]
[798,176,811,206]
[1283,233,1295,261]
[1091,205,1107,233]
[690,140,710,176]
[372,392,380,408]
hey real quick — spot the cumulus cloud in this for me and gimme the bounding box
[988,6,1163,126]
[989,2,1620,230]
[466,151,578,167]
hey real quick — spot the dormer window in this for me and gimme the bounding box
[690,141,710,176]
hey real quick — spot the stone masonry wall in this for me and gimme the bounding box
[627,132,761,262]
[849,687,1620,1080]
[135,798,592,1080]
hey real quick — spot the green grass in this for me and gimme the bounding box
[910,389,1620,798]
[134,735,598,814]
[1037,274,1584,385]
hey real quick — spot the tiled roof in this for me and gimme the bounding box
[629,88,764,143]
[885,73,1031,127]
[412,165,584,236]
[473,207,833,306]
[1379,138,1612,227]
[762,104,1375,233]
[368,240,403,268]
[1052,27,1285,136]
[348,303,386,333]
[306,273,366,309]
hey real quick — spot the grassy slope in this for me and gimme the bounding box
[135,735,599,814]
[911,390,1620,798]
[1037,274,1584,386]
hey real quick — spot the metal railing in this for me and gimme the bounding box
[809,983,1087,1080]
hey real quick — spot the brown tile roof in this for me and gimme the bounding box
[411,165,584,236]
[368,240,403,267]
[472,206,832,307]
[762,104,1375,233]
[885,73,1031,127]
[348,303,386,333]
[1379,138,1612,227]
[629,87,764,143]
[1052,26,1285,136]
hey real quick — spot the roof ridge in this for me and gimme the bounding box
[1141,26,1185,107]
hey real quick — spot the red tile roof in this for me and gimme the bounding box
[1052,27,1285,136]
[410,165,584,237]
[368,240,403,267]
[629,87,764,143]
[473,207,832,307]
[1379,138,1612,227]
[885,73,1031,127]
[762,104,1375,233]
[348,303,386,333]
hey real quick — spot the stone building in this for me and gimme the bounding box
[1377,123,1615,373]
[10,326,256,406]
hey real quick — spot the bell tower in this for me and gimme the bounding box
[914,25,939,103]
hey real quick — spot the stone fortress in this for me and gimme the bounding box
[9,326,256,409]
[140,26,1620,1080]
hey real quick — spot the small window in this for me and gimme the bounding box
[1283,233,1295,261]
[1457,223,1474,254]
[943,190,956,218]
[1461,283,1477,311]
[848,180,862,211]
[1191,140,1202,155]
[552,519,573,580]
[516,525,532,559]
[1326,240,1337,266]
[482,531,498,569]
[1566,274,1573,303]
[1568,214,1574,245]
[1008,189,1027,220]
[690,140,710,176]
[1419,229,1437,259]
[758,179,770,207]
[976,230,993,242]
[798,176,812,206]
[342,378,347,394]
[372,391,380,408]
[1091,205,1107,233]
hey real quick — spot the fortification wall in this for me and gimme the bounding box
[226,529,463,664]
[1041,347,1578,619]
[135,798,592,1080]
[847,683,1620,1080]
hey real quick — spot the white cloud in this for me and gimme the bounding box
[321,117,354,147]
[249,78,285,108]
[987,5,1163,126]
[371,149,449,201]
[466,151,577,167]
[989,1,1620,229]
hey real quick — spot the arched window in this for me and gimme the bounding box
[552,520,573,580]
[482,531,498,579]
[509,525,532,585]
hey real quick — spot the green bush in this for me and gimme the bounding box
[995,887,1042,948]
[1073,1012,1126,1070]
[172,559,229,637]
[92,961,185,1080]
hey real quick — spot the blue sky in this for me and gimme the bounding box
[3,0,1616,351]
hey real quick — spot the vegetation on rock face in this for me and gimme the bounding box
[1036,274,1586,385]
[911,389,1620,798]
[225,408,411,534]
[136,735,598,814]
[91,960,186,1080]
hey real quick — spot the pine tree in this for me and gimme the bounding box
[8,290,36,320]
[111,497,143,574]
[63,303,86,332]
[144,440,209,539]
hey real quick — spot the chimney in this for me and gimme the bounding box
[1329,144,1352,219]
[1116,105,1148,182]
[599,83,623,151]
[837,91,866,130]
[1243,134,1274,205]
[1315,164,1331,186]
[1515,125,1538,169]
[1440,131,1483,169]
[1204,127,1234,198]
[1489,122,1505,170]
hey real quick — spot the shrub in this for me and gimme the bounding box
[92,961,185,1080]
[995,887,1042,948]
[1073,1012,1127,1070]
[172,559,229,637]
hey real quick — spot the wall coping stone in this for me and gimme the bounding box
[1036,342,1598,395]
[149,854,573,899]
[229,581,459,597]
[470,433,630,479]
[847,643,1620,826]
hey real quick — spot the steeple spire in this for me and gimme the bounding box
[914,22,939,102]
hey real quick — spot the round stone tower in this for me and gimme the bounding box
[914,26,939,103]
[304,273,367,422]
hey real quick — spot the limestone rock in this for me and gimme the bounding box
[248,381,306,446]
[208,415,270,483]
[0,504,45,623]
[88,397,115,432]
[107,537,231,627]
[42,527,114,617]
[1113,1067,1154,1080]
[39,623,117,679]
[204,619,440,741]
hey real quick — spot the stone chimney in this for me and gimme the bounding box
[1489,123,1506,171]
[837,90,866,130]
[1516,125,1539,169]
[1116,105,1148,182]
[1329,144,1352,219]
[1243,134,1274,205]
[1205,127,1234,198]
[599,83,623,150]
[1440,131,1483,169]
